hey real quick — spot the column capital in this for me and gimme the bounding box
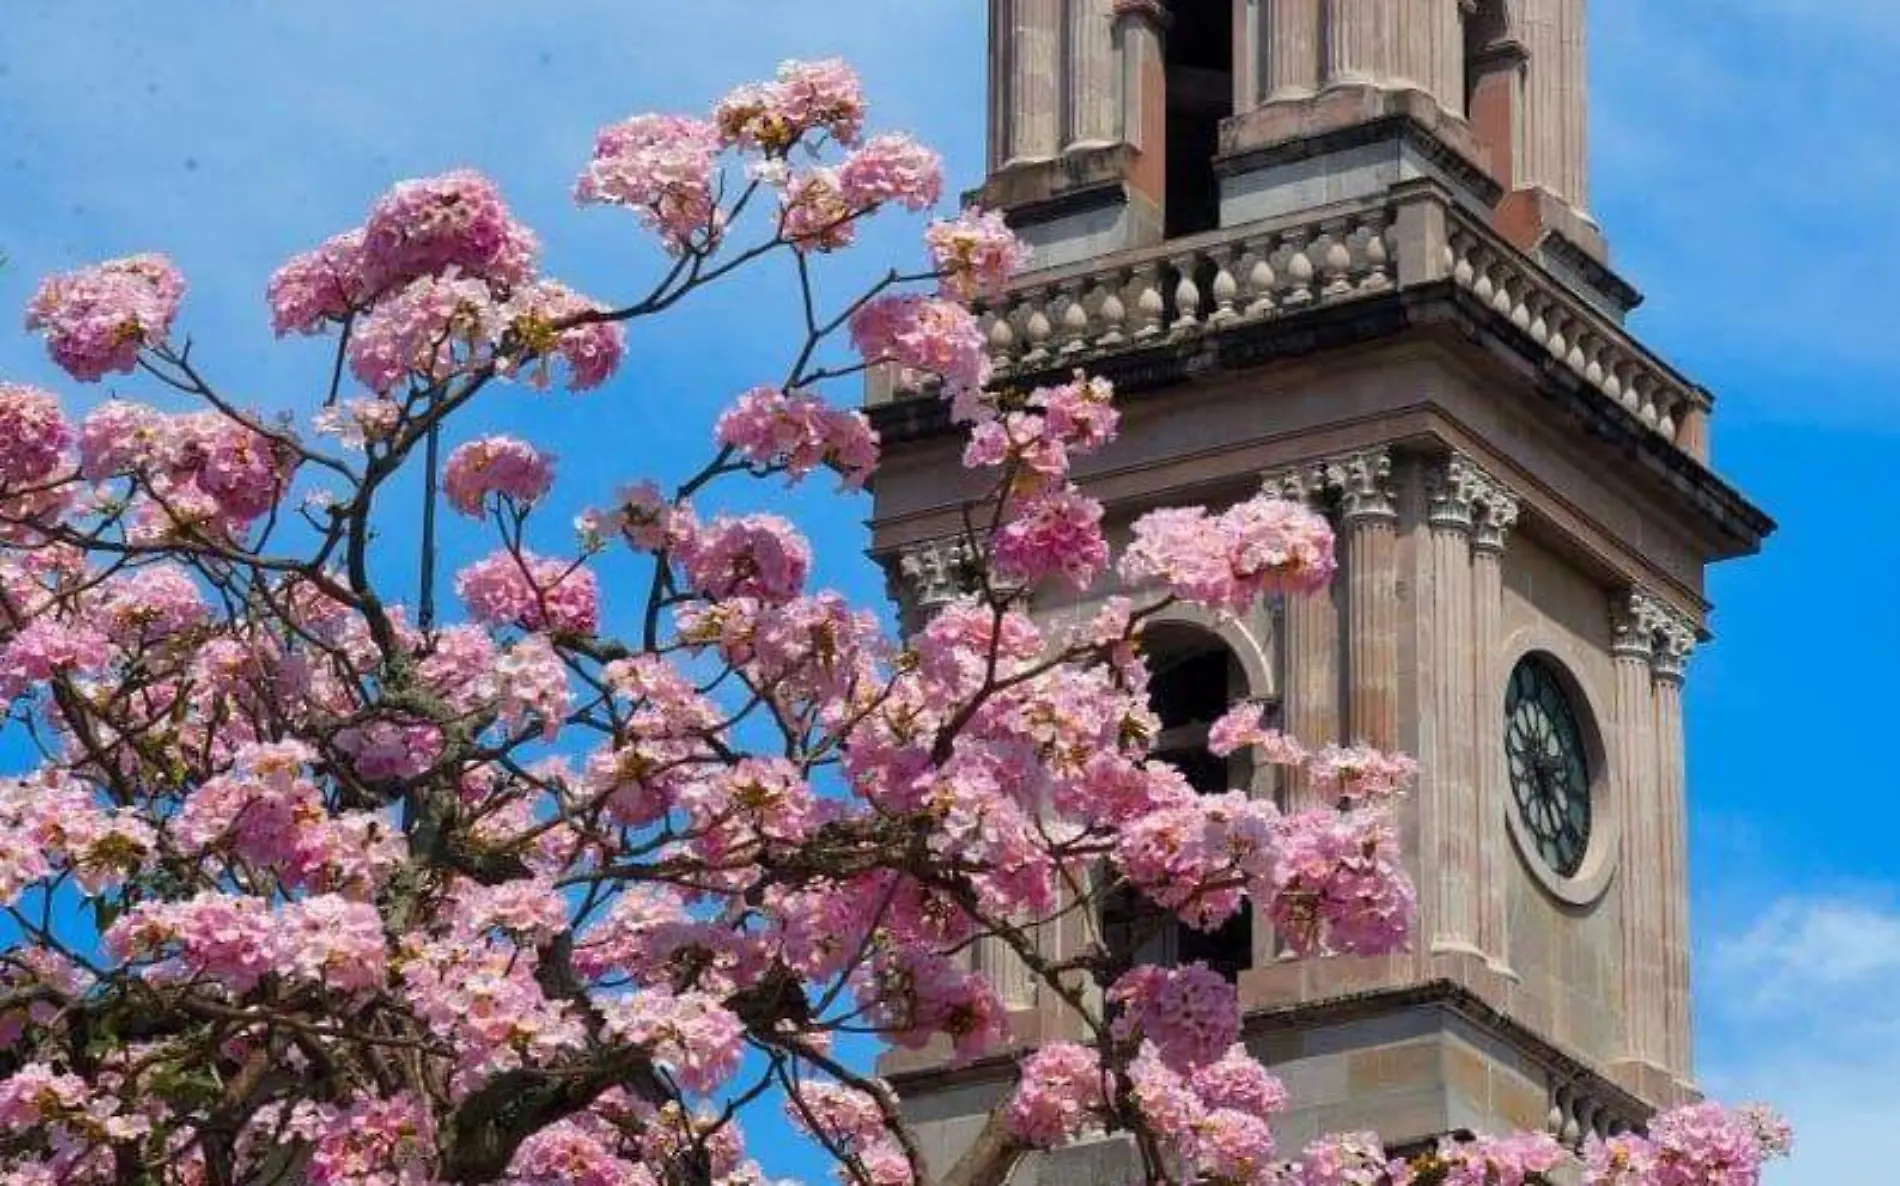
[1472,482,1521,554]
[1112,0,1167,24]
[1324,448,1397,524]
[1652,618,1698,685]
[1426,453,1490,533]
[1610,587,1700,682]
[1260,460,1332,508]
[892,536,980,618]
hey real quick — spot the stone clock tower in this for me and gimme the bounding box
[867,1,1772,1178]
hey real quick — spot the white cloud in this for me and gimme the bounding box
[1701,893,1900,1183]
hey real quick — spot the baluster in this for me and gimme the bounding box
[1565,326,1589,375]
[1472,256,1497,307]
[1279,230,1317,307]
[1056,279,1091,356]
[1020,288,1054,366]
[1129,261,1166,340]
[1170,253,1204,333]
[1524,294,1551,347]
[1546,313,1569,369]
[1656,390,1679,440]
[1208,246,1242,325]
[1094,271,1128,348]
[1318,219,1354,297]
[1243,241,1278,318]
[1450,232,1477,289]
[981,307,1014,372]
[1360,211,1392,291]
[1582,335,1607,388]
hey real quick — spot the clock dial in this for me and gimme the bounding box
[1505,657,1592,879]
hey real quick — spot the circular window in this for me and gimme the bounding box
[1504,655,1593,879]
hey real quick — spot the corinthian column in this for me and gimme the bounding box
[1331,449,1398,749]
[1263,0,1321,100]
[1652,614,1698,1079]
[1422,456,1482,955]
[1612,590,1666,1069]
[1471,483,1521,973]
[1264,463,1340,810]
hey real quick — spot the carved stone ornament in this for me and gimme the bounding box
[1610,588,1700,680]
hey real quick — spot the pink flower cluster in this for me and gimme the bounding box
[104,891,387,995]
[834,134,944,212]
[1269,808,1416,957]
[455,550,600,634]
[1120,494,1337,615]
[1307,743,1420,803]
[24,254,184,381]
[1394,1133,1566,1186]
[991,487,1109,590]
[576,114,726,253]
[676,512,812,604]
[443,435,555,518]
[1108,963,1241,1070]
[360,169,539,293]
[600,988,746,1095]
[68,401,295,531]
[1008,1042,1110,1147]
[958,372,1119,487]
[715,385,879,487]
[926,207,1030,301]
[0,384,71,487]
[715,58,867,153]
[849,294,990,398]
[1584,1102,1793,1186]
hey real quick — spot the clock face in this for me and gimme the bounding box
[1505,656,1592,879]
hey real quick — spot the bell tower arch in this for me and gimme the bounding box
[874,0,1772,1177]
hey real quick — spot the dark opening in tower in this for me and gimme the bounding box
[1161,0,1233,239]
[1102,628,1254,982]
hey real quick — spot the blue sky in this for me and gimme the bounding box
[0,2,1893,1181]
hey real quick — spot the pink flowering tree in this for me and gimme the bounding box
[0,59,1786,1186]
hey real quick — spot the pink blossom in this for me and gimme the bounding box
[360,169,539,293]
[991,487,1108,590]
[1269,807,1416,957]
[267,229,371,335]
[1108,963,1240,1071]
[501,280,625,392]
[443,435,555,518]
[495,634,571,740]
[74,400,166,480]
[306,1094,435,1185]
[715,59,867,153]
[577,114,725,253]
[0,619,111,700]
[600,989,745,1095]
[1295,1132,1390,1186]
[0,384,71,487]
[348,273,505,393]
[849,294,989,397]
[676,513,811,603]
[779,169,858,252]
[1120,494,1337,615]
[1307,743,1419,803]
[1189,1045,1289,1116]
[24,254,185,382]
[1402,1132,1564,1186]
[95,564,207,644]
[837,134,944,212]
[1007,1042,1108,1147]
[455,550,600,633]
[198,421,293,521]
[926,208,1030,301]
[715,385,879,487]
[1207,703,1309,765]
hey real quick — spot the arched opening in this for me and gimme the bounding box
[1102,626,1255,981]
[1161,0,1233,239]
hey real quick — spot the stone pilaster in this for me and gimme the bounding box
[1392,0,1465,103]
[1471,480,1521,974]
[1006,0,1064,162]
[1263,463,1340,810]
[1611,590,1668,1071]
[1330,448,1399,749]
[1421,455,1484,956]
[1323,0,1390,85]
[1652,610,1698,1081]
[1068,0,1119,147]
[1262,0,1321,100]
[1518,0,1588,206]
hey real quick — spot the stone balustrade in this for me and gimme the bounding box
[1444,226,1710,462]
[974,205,1396,373]
[932,189,1712,465]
